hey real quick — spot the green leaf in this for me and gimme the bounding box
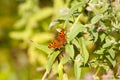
[94,48,105,54]
[58,62,64,80]
[30,40,52,54]
[64,2,87,28]
[72,39,80,49]
[67,24,84,42]
[74,54,82,80]
[106,55,116,67]
[99,0,109,13]
[102,38,113,48]
[102,42,111,48]
[91,14,103,24]
[65,44,74,59]
[92,31,98,42]
[74,62,81,80]
[61,56,70,64]
[52,61,59,75]
[46,50,60,72]
[78,37,89,64]
[108,48,115,59]
[102,65,110,71]
[100,33,106,42]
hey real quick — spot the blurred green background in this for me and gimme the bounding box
[0,0,54,80]
[1,0,120,80]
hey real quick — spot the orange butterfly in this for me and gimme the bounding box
[48,29,66,49]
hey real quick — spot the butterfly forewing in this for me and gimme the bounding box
[57,29,66,44]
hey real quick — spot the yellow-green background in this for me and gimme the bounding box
[0,0,55,79]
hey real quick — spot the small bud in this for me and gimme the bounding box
[98,27,106,32]
[60,8,69,14]
[86,6,92,11]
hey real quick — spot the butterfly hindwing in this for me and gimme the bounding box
[48,40,62,49]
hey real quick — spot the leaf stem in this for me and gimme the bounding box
[95,67,100,76]
[71,14,81,30]
[42,71,49,80]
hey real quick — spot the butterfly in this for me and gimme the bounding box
[48,29,66,49]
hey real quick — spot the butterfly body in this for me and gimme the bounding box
[48,29,66,49]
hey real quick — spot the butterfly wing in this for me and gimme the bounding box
[57,29,66,44]
[48,40,62,49]
[48,29,66,49]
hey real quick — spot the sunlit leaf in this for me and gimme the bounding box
[30,40,52,54]
[99,0,109,13]
[67,24,84,42]
[108,48,115,59]
[64,1,87,28]
[91,14,103,24]
[94,48,105,54]
[46,50,60,72]
[74,54,82,80]
[92,31,98,42]
[52,61,59,76]
[65,44,74,59]
[72,39,80,49]
[61,56,70,64]
[102,41,112,48]
[100,33,106,42]
[106,55,116,67]
[58,62,64,80]
[74,62,81,80]
[78,37,89,64]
